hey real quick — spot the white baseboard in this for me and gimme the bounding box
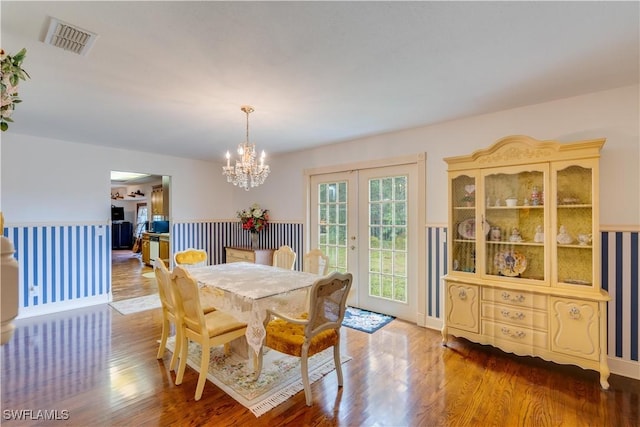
[607,356,640,381]
[16,295,111,319]
[424,316,443,331]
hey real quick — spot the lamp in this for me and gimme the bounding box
[222,105,270,191]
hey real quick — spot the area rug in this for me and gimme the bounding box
[164,336,351,416]
[342,306,395,333]
[109,294,161,315]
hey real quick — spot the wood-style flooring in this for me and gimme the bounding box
[1,250,638,426]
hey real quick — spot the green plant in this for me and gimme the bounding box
[1,48,30,131]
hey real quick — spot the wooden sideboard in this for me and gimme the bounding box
[225,246,274,265]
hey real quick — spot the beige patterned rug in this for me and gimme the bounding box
[165,336,351,416]
[109,294,161,315]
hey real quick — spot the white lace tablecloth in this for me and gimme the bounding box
[188,262,319,356]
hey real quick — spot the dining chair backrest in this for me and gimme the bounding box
[303,248,329,276]
[154,258,175,312]
[174,248,208,269]
[273,245,296,270]
[261,271,353,406]
[306,272,352,334]
[172,266,206,335]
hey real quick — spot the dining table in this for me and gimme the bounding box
[187,262,320,359]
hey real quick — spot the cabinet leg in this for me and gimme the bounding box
[600,363,610,390]
[441,326,448,346]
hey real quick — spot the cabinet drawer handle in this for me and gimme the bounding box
[501,292,525,303]
[500,327,526,339]
[500,309,525,320]
[458,289,467,300]
[569,306,581,320]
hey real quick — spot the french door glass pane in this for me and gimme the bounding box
[368,175,408,303]
[317,181,348,273]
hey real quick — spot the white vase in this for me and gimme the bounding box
[251,233,259,248]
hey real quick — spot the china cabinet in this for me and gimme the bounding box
[442,135,610,388]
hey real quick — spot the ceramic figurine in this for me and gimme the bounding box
[534,225,544,243]
[557,225,573,244]
[490,227,501,241]
[509,227,523,242]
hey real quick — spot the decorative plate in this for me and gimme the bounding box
[458,218,490,240]
[494,250,527,277]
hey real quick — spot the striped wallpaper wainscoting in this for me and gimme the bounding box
[3,221,637,378]
[425,225,447,329]
[172,221,304,270]
[3,223,111,317]
[602,230,640,377]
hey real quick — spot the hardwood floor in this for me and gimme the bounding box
[1,258,638,426]
[110,249,156,301]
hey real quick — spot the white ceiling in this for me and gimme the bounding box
[2,1,638,162]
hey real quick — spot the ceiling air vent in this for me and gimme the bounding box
[44,17,98,56]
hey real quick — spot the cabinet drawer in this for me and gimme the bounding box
[482,320,548,350]
[482,288,546,310]
[481,302,547,330]
[226,248,255,263]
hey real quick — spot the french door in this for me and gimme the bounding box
[309,163,418,321]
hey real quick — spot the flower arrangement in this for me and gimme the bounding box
[237,203,269,234]
[1,48,30,131]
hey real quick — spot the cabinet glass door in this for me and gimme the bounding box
[451,174,477,274]
[482,165,548,282]
[553,162,596,289]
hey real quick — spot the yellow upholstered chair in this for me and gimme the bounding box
[260,271,352,406]
[303,248,329,276]
[174,248,208,269]
[172,266,248,401]
[272,245,296,270]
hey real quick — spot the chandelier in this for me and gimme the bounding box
[222,105,270,191]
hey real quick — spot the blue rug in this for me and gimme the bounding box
[342,306,395,333]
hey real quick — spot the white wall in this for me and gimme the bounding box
[1,134,234,223]
[1,85,638,227]
[266,85,639,226]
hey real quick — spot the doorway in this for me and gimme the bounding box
[308,156,424,322]
[110,171,168,301]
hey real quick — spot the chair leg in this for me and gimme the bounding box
[333,342,343,387]
[156,316,169,359]
[169,321,182,371]
[175,334,189,385]
[253,348,263,381]
[301,346,312,406]
[195,343,210,401]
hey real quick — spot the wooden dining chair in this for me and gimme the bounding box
[154,258,183,371]
[303,248,329,275]
[172,266,248,401]
[174,248,208,269]
[259,271,353,406]
[272,245,296,270]
[154,259,217,372]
